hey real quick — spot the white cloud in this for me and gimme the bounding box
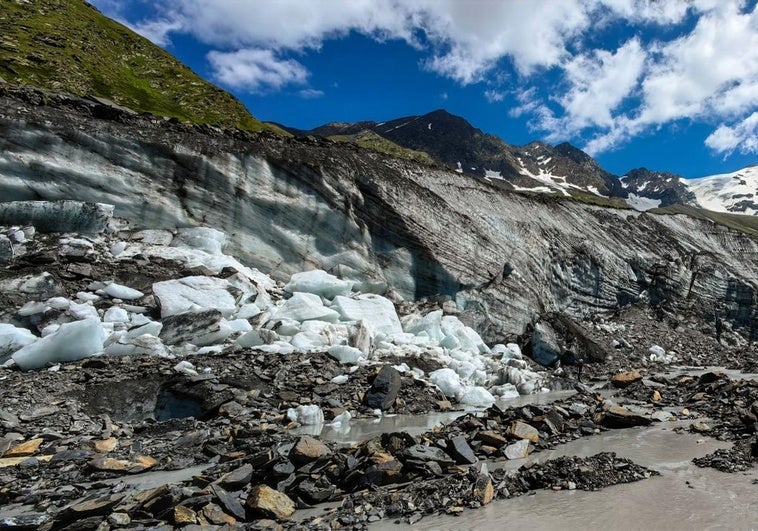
[298,88,324,99]
[127,18,184,46]
[484,90,505,103]
[119,0,758,155]
[206,49,309,92]
[705,112,758,154]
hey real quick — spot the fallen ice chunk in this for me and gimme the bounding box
[330,374,349,384]
[12,319,105,370]
[649,345,676,363]
[291,331,327,350]
[287,405,324,426]
[0,324,37,362]
[104,283,144,301]
[226,318,253,333]
[235,303,262,319]
[68,302,99,321]
[153,276,236,318]
[273,292,340,323]
[18,301,50,317]
[125,320,163,339]
[405,310,444,342]
[327,345,364,364]
[103,307,129,323]
[429,368,464,400]
[237,330,264,348]
[104,334,169,358]
[327,410,351,431]
[459,386,496,407]
[174,360,198,376]
[332,294,402,336]
[284,270,354,299]
[110,242,127,257]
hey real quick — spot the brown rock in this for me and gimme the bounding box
[201,503,236,525]
[611,370,643,388]
[246,485,296,520]
[472,474,494,505]
[289,436,331,465]
[477,430,507,447]
[652,390,661,402]
[594,404,651,429]
[507,421,539,443]
[88,454,157,473]
[3,438,43,458]
[93,437,118,453]
[174,506,197,525]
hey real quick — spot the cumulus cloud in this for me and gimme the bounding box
[108,0,758,155]
[298,88,325,99]
[206,49,308,92]
[706,113,758,155]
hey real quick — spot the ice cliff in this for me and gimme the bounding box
[1,88,757,341]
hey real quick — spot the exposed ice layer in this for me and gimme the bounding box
[153,276,237,318]
[284,270,354,299]
[272,292,340,323]
[105,334,168,357]
[12,319,105,370]
[0,201,113,233]
[104,283,144,300]
[171,227,226,255]
[0,324,37,362]
[126,320,162,338]
[332,294,402,336]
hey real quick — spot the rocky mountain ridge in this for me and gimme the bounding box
[291,110,757,216]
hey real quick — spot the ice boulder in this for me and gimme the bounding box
[327,345,365,364]
[405,310,444,342]
[649,345,675,364]
[459,386,496,407]
[104,283,144,300]
[429,368,464,400]
[440,316,489,354]
[332,294,402,336]
[171,227,226,255]
[0,324,37,363]
[12,319,105,370]
[284,270,354,299]
[105,334,169,358]
[287,405,324,426]
[103,307,129,323]
[153,276,237,318]
[272,292,340,323]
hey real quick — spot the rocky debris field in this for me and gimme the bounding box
[0,202,756,529]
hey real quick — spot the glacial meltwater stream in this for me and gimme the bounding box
[297,377,758,531]
[367,418,758,530]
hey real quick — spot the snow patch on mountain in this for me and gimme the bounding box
[626,194,662,211]
[687,166,758,216]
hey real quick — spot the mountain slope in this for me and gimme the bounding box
[0,0,266,130]
[297,110,623,197]
[688,166,758,216]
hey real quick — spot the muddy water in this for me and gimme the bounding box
[373,422,758,530]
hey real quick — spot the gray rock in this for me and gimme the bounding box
[364,365,402,410]
[504,439,531,460]
[446,435,477,465]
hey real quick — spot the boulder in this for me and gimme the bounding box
[612,370,643,388]
[364,365,402,410]
[246,485,296,520]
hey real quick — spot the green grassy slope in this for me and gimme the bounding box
[0,0,268,130]
[650,204,758,238]
[329,130,436,165]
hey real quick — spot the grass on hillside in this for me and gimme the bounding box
[0,0,271,131]
[650,204,758,238]
[329,130,436,165]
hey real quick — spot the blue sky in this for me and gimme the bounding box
[93,0,758,179]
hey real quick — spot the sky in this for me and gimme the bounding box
[91,0,758,179]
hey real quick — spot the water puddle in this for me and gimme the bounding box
[373,421,758,530]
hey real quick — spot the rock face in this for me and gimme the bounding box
[1,90,757,342]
